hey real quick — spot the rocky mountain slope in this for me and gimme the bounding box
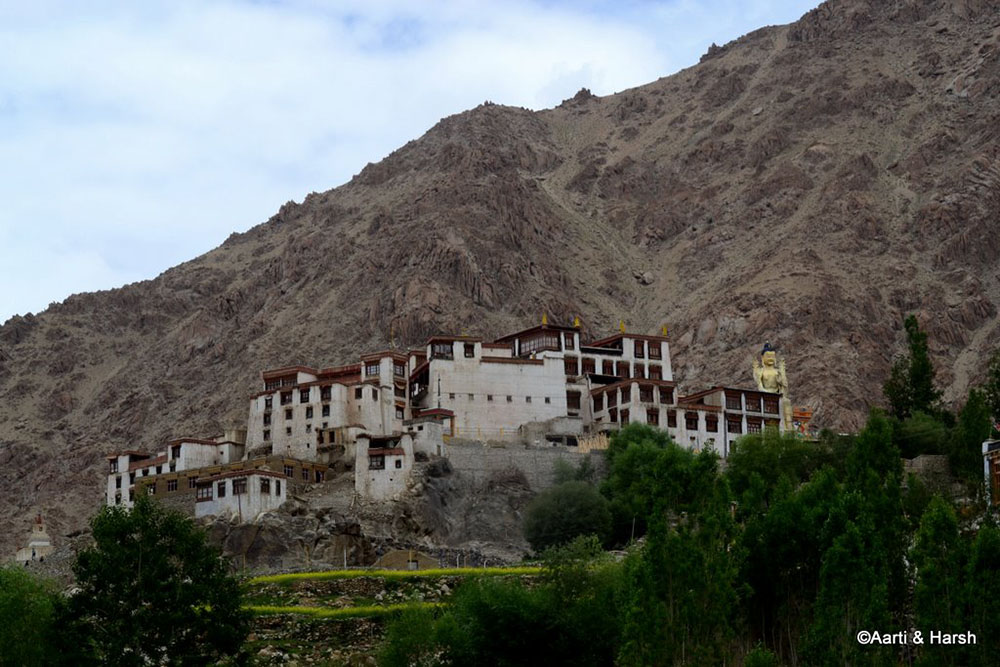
[2,0,1000,555]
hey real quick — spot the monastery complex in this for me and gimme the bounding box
[105,320,792,519]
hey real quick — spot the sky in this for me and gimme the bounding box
[0,0,819,322]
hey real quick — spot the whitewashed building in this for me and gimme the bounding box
[194,469,288,520]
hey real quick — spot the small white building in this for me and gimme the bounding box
[194,469,288,520]
[14,514,54,564]
[355,433,415,500]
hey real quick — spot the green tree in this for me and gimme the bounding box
[523,480,611,552]
[884,315,942,420]
[0,566,58,667]
[984,349,1000,425]
[894,411,949,458]
[726,428,817,512]
[58,496,250,666]
[911,496,969,667]
[967,525,1000,666]
[949,388,993,481]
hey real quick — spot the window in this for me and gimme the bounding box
[639,385,654,402]
[609,408,618,422]
[306,424,312,432]
[593,394,604,411]
[747,417,763,434]
[275,480,281,495]
[284,465,294,477]
[634,364,645,378]
[171,444,181,459]
[260,478,271,494]
[728,418,743,434]
[264,397,273,410]
[365,361,380,376]
[745,394,761,412]
[468,393,474,400]
[281,391,292,405]
[726,392,742,410]
[155,465,162,475]
[217,481,227,498]
[355,387,363,399]
[109,460,118,473]
[299,388,310,403]
[263,428,271,441]
[196,485,212,501]
[394,385,406,398]
[285,408,292,420]
[147,483,156,496]
[321,386,331,401]
[608,391,618,407]
[371,388,378,400]
[115,476,122,488]
[667,410,677,427]
[506,395,512,402]
[233,478,247,495]
[449,392,456,400]
[188,476,198,488]
[564,356,579,375]
[685,412,699,431]
[369,455,385,470]
[763,397,780,414]
[564,332,575,350]
[304,406,312,419]
[616,361,628,377]
[163,479,177,492]
[394,362,406,377]
[431,342,453,360]
[129,472,136,484]
[635,340,644,358]
[621,409,630,425]
[464,343,475,358]
[649,365,662,380]
[582,358,595,374]
[395,459,402,469]
[263,413,271,425]
[520,332,560,355]
[706,415,719,432]
[396,408,404,419]
[647,409,659,426]
[567,391,581,411]
[649,343,661,359]
[544,397,550,404]
[602,360,614,375]
[322,404,330,417]
[302,468,309,480]
[526,396,532,403]
[315,470,324,483]
[286,427,292,435]
[659,387,673,404]
[487,394,494,402]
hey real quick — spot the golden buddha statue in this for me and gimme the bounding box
[752,342,793,430]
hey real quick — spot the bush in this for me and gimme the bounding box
[523,480,611,552]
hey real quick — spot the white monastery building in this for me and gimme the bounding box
[106,320,787,514]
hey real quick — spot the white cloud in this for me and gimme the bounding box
[0,0,819,322]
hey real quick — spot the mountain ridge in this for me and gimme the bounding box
[2,0,1000,555]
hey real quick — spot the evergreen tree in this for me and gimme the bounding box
[911,496,969,667]
[523,480,612,552]
[884,315,941,420]
[983,348,1000,426]
[950,388,993,482]
[0,566,59,667]
[966,525,1000,666]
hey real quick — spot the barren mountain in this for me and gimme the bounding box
[2,0,1000,555]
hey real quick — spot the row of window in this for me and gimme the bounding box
[446,392,555,405]
[725,392,780,414]
[593,386,673,411]
[566,357,664,379]
[196,476,282,501]
[369,455,404,470]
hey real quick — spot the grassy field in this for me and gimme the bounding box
[247,601,446,619]
[248,565,541,585]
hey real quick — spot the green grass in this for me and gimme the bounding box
[247,601,446,619]
[248,566,541,585]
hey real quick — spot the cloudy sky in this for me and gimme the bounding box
[0,0,818,322]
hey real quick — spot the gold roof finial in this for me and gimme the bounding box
[661,324,668,337]
[619,319,626,334]
[541,312,548,325]
[573,315,580,328]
